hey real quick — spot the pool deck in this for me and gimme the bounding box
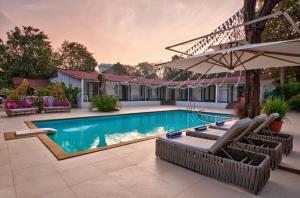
[0,106,300,198]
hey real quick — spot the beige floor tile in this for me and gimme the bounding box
[38,187,76,198]
[93,157,135,173]
[84,150,115,163]
[124,175,182,198]
[174,176,249,198]
[0,149,9,166]
[0,165,13,190]
[15,173,68,198]
[137,155,177,176]
[107,145,135,157]
[52,154,93,172]
[71,174,126,198]
[60,164,104,186]
[106,190,142,198]
[259,170,300,198]
[120,149,154,165]
[0,141,7,151]
[108,165,153,188]
[10,150,54,171]
[0,187,16,198]
[7,138,44,154]
[13,163,57,185]
[154,165,201,190]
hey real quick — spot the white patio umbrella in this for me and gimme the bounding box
[158,38,300,74]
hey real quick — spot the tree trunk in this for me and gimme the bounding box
[243,0,281,118]
[245,69,261,118]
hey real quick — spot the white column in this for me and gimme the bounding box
[80,79,84,108]
[215,85,218,103]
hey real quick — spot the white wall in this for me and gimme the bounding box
[50,72,81,88]
[176,101,228,109]
[50,72,83,107]
[105,82,117,96]
[120,101,160,106]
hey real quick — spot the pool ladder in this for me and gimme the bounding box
[187,102,196,111]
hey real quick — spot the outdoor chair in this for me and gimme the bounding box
[186,114,282,169]
[4,102,38,117]
[156,118,271,194]
[42,96,71,113]
[207,113,293,155]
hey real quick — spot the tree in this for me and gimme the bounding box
[243,0,282,118]
[261,0,300,84]
[1,26,59,82]
[58,40,97,72]
[108,62,129,75]
[137,62,158,79]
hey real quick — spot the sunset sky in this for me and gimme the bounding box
[0,0,243,65]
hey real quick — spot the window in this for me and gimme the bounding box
[201,85,215,102]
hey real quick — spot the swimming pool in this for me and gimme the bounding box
[33,110,233,156]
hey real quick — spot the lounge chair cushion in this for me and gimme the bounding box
[10,108,37,112]
[253,113,279,134]
[200,127,226,137]
[160,135,216,153]
[44,106,69,109]
[209,118,252,154]
[209,119,237,130]
[235,114,267,141]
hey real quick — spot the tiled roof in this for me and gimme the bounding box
[102,73,133,82]
[58,69,99,81]
[174,76,246,86]
[12,77,51,89]
[57,69,269,86]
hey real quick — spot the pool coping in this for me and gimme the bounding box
[23,109,235,160]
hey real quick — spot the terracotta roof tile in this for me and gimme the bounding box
[12,77,51,89]
[58,69,99,80]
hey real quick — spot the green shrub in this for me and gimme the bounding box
[36,87,49,96]
[280,82,300,100]
[265,82,300,100]
[262,97,289,121]
[90,95,102,109]
[31,96,44,112]
[61,83,80,108]
[289,93,300,112]
[90,95,119,112]
[0,88,13,96]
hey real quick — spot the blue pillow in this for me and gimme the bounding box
[166,131,182,139]
[194,125,207,132]
[216,121,225,126]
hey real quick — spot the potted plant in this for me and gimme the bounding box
[262,97,289,132]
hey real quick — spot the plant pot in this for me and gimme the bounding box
[270,121,283,132]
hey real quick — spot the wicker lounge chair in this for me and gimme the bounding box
[42,96,71,113]
[4,79,38,117]
[156,118,271,194]
[43,105,71,113]
[4,105,38,117]
[208,113,293,155]
[187,115,282,169]
[250,113,293,155]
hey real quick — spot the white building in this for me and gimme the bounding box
[50,69,273,108]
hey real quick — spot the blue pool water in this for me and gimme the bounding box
[33,110,233,153]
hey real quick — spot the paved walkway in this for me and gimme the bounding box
[0,106,299,198]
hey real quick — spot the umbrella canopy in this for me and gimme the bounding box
[158,38,300,74]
